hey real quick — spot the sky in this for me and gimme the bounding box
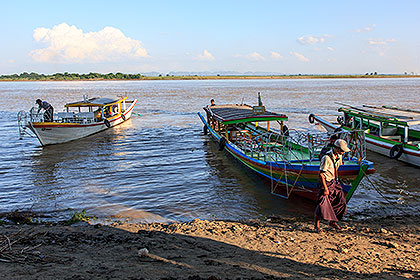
[1,0,420,75]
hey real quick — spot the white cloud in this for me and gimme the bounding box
[354,24,376,33]
[290,52,309,62]
[367,38,396,57]
[327,47,334,51]
[270,51,284,60]
[30,22,148,63]
[368,38,396,45]
[245,52,266,61]
[196,49,215,60]
[297,35,332,45]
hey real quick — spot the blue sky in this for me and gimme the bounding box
[1,0,419,75]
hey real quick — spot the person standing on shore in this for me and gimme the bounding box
[314,139,350,233]
[36,99,54,122]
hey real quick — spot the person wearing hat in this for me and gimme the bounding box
[314,138,350,233]
[36,99,54,122]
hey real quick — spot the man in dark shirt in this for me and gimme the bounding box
[36,99,54,122]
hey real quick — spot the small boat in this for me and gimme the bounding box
[198,96,375,202]
[18,95,138,146]
[309,104,420,167]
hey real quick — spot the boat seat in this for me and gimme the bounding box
[57,112,75,119]
[407,141,420,146]
[382,135,401,141]
[382,127,398,136]
[77,112,95,119]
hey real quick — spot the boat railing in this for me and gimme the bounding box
[260,129,367,199]
[233,133,263,159]
[230,125,366,164]
[264,129,367,164]
[28,107,44,122]
[27,107,99,124]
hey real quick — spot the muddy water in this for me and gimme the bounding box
[0,78,419,222]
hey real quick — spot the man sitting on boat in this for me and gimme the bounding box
[36,99,54,122]
[314,139,350,233]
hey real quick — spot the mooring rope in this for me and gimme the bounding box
[361,169,415,216]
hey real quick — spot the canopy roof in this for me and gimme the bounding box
[204,104,288,124]
[65,97,127,108]
[339,105,420,126]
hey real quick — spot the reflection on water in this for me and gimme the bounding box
[0,79,419,222]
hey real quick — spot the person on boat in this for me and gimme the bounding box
[94,108,102,121]
[36,99,54,122]
[210,99,215,106]
[314,138,350,233]
[104,106,111,118]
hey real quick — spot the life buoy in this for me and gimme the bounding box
[203,125,208,135]
[218,137,226,151]
[309,114,315,124]
[282,125,289,136]
[104,119,111,128]
[389,144,403,159]
[121,114,126,121]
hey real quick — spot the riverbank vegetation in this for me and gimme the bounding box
[1,72,419,81]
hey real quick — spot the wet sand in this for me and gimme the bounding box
[1,215,419,279]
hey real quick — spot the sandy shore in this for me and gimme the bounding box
[1,215,419,279]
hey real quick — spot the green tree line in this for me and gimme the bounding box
[0,72,143,81]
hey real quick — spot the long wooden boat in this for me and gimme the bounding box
[309,104,420,167]
[18,95,137,146]
[198,101,375,202]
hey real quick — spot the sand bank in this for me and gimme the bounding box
[1,215,419,279]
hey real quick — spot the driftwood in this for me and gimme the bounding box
[0,230,46,264]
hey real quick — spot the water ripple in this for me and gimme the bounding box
[0,79,419,221]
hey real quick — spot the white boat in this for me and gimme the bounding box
[18,95,138,146]
[309,104,420,167]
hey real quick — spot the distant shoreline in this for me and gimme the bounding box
[1,74,420,82]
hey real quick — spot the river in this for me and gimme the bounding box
[0,78,419,222]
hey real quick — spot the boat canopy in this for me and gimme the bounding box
[65,97,127,108]
[204,104,288,125]
[339,105,420,127]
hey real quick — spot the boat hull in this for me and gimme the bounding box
[312,114,420,167]
[29,100,137,146]
[199,112,374,202]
